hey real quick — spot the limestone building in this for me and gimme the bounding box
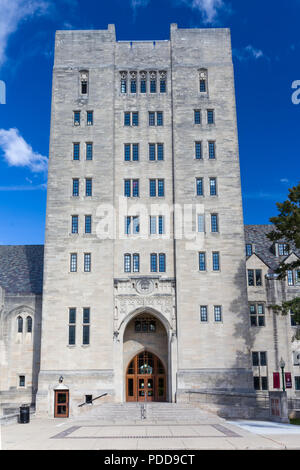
[0,25,299,419]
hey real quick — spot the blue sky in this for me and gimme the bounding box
[0,0,299,245]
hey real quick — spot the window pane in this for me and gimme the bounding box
[124,180,131,197]
[199,252,206,271]
[196,178,203,196]
[73,143,80,160]
[132,112,139,126]
[87,111,93,125]
[209,142,215,159]
[211,214,219,233]
[86,143,93,160]
[72,215,78,234]
[159,253,166,272]
[149,143,156,161]
[210,178,217,196]
[214,306,222,322]
[84,253,91,272]
[260,352,267,366]
[158,216,164,234]
[160,79,166,93]
[195,142,202,159]
[130,80,136,93]
[149,112,155,126]
[69,325,76,345]
[150,80,156,93]
[194,110,201,124]
[85,215,91,234]
[86,179,92,196]
[132,144,139,161]
[72,179,79,196]
[158,179,164,197]
[83,308,90,324]
[151,254,157,272]
[124,254,131,272]
[83,325,90,345]
[70,254,77,272]
[256,270,262,286]
[157,143,164,161]
[133,254,140,272]
[124,112,130,126]
[207,109,214,124]
[200,79,206,92]
[212,252,220,271]
[140,80,146,93]
[252,352,259,366]
[198,214,205,232]
[150,179,156,197]
[157,112,163,126]
[200,306,208,322]
[121,79,127,93]
[132,180,139,197]
[248,270,254,286]
[150,216,156,234]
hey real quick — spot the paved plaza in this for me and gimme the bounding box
[2,412,300,450]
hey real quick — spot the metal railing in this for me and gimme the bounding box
[78,393,108,407]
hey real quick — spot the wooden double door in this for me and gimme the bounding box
[126,351,166,402]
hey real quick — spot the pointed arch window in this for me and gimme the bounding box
[27,316,33,333]
[80,71,89,95]
[17,316,23,333]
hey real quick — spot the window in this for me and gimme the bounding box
[212,252,220,271]
[196,178,203,196]
[210,178,217,196]
[246,244,253,257]
[149,111,163,126]
[207,109,214,124]
[120,72,127,93]
[199,252,206,271]
[295,377,300,391]
[85,215,92,234]
[87,111,93,126]
[194,110,201,124]
[197,214,205,233]
[208,142,216,159]
[74,111,80,126]
[68,308,76,345]
[125,216,140,235]
[72,179,79,197]
[278,243,289,256]
[85,178,92,196]
[195,141,202,160]
[86,143,93,161]
[82,308,90,345]
[149,143,164,161]
[19,376,25,387]
[124,254,139,273]
[27,316,32,333]
[124,112,139,126]
[124,179,139,197]
[80,71,88,95]
[70,253,77,272]
[200,79,206,93]
[135,318,156,333]
[149,216,164,235]
[130,78,137,94]
[250,304,265,327]
[73,143,80,160]
[199,69,208,93]
[252,352,268,390]
[124,143,139,161]
[200,306,208,322]
[248,269,263,287]
[140,79,146,93]
[84,253,91,272]
[160,77,166,93]
[17,316,23,333]
[72,215,78,234]
[211,214,219,233]
[214,306,222,322]
[287,269,300,286]
[150,72,157,93]
[150,253,166,272]
[149,179,164,197]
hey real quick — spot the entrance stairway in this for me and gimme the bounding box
[77,402,219,424]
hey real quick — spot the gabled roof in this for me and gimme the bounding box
[244,225,300,272]
[0,245,44,294]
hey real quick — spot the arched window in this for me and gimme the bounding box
[27,316,33,333]
[17,316,23,333]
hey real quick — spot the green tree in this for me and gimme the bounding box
[267,182,300,326]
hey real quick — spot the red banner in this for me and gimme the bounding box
[273,372,280,389]
[285,372,292,389]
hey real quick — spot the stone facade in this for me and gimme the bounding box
[0,25,299,418]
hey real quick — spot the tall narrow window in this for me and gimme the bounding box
[194,110,201,124]
[87,111,93,126]
[211,214,219,233]
[207,109,214,124]
[150,72,157,93]
[73,143,80,160]
[124,112,131,126]
[72,215,78,234]
[200,306,208,322]
[287,270,294,286]
[199,252,206,271]
[86,143,93,161]
[196,178,203,196]
[133,254,140,272]
[17,316,23,333]
[85,215,92,234]
[157,143,164,161]
[74,111,80,126]
[150,253,157,272]
[198,214,205,233]
[132,112,139,126]
[212,252,220,271]
[149,143,156,161]
[132,144,139,161]
[159,253,166,272]
[195,142,202,160]
[19,375,25,387]
[157,111,163,126]
[208,141,216,159]
[149,112,155,126]
[84,253,91,272]
[199,69,208,93]
[70,253,77,272]
[82,308,90,345]
[85,178,92,196]
[214,306,222,322]
[210,178,217,196]
[130,73,137,93]
[27,316,32,333]
[69,308,76,345]
[124,144,131,161]
[120,72,127,93]
[140,71,147,93]
[159,71,166,93]
[72,179,79,197]
[80,71,88,95]
[124,254,131,273]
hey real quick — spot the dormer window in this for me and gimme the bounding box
[80,71,89,95]
[278,243,289,256]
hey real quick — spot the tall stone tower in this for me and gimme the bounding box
[36,24,253,417]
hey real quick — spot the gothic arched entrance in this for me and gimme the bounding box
[126,351,166,402]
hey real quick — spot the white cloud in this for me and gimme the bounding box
[0,0,50,66]
[0,128,48,173]
[234,45,266,61]
[180,0,228,24]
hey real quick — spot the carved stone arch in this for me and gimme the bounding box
[126,345,168,376]
[4,305,35,322]
[118,306,172,340]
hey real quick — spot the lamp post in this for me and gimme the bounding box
[280,358,286,392]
